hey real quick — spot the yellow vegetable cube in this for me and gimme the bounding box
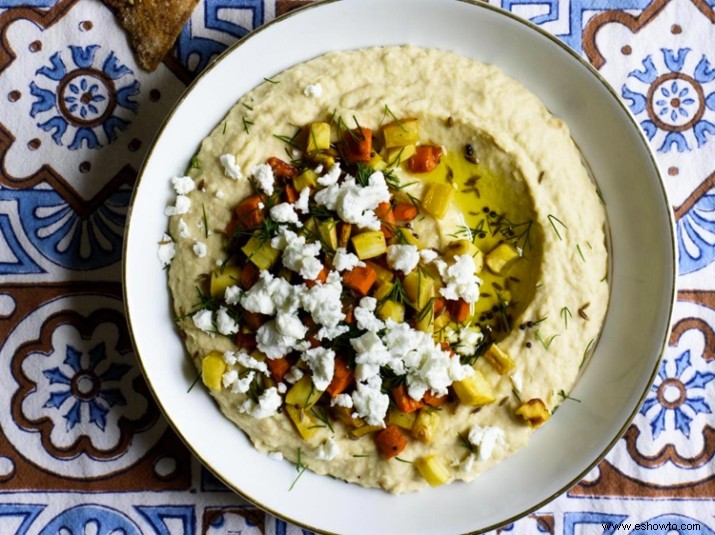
[293,169,318,191]
[201,351,226,391]
[484,343,515,375]
[319,218,338,251]
[365,261,395,283]
[452,370,496,406]
[485,243,521,275]
[285,404,319,440]
[395,227,423,249]
[306,122,331,153]
[285,375,323,409]
[403,270,435,310]
[515,398,551,427]
[242,236,279,270]
[350,424,383,438]
[412,409,441,444]
[443,239,484,273]
[387,408,417,430]
[415,454,451,486]
[385,144,417,166]
[351,231,387,260]
[382,117,420,148]
[368,152,387,171]
[210,265,242,298]
[422,183,455,219]
[377,300,405,323]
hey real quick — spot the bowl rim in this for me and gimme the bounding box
[122,0,678,532]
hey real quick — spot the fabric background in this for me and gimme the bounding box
[0,0,714,533]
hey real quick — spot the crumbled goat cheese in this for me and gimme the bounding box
[436,254,482,303]
[191,309,213,332]
[240,270,299,315]
[224,285,242,306]
[301,347,336,391]
[177,218,190,238]
[193,241,207,258]
[351,375,389,426]
[271,228,322,280]
[419,248,439,264]
[220,153,243,180]
[276,310,309,339]
[386,244,420,275]
[510,369,524,393]
[238,386,282,419]
[304,83,324,98]
[332,247,365,272]
[216,307,238,335]
[442,326,460,344]
[235,350,269,375]
[294,187,311,213]
[270,202,302,226]
[314,164,324,175]
[256,319,302,359]
[165,194,191,216]
[315,171,391,230]
[251,163,275,195]
[330,393,353,408]
[455,326,483,356]
[226,370,255,394]
[157,234,175,266]
[317,163,341,187]
[351,331,394,381]
[468,425,505,461]
[316,437,340,461]
[215,189,225,199]
[277,382,287,394]
[221,369,238,389]
[317,324,350,341]
[171,175,195,194]
[284,366,304,384]
[354,297,385,332]
[459,454,475,473]
[267,451,284,461]
[301,271,345,327]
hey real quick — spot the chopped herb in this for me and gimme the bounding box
[189,155,200,170]
[394,456,413,464]
[263,77,279,84]
[538,171,545,183]
[311,406,335,433]
[512,388,522,402]
[352,454,372,458]
[242,117,254,135]
[382,104,406,131]
[547,214,567,240]
[560,306,572,328]
[222,122,227,135]
[557,389,581,403]
[273,129,302,149]
[534,329,559,351]
[576,243,585,262]
[351,115,366,140]
[187,370,202,393]
[458,432,476,453]
[202,203,209,238]
[289,448,307,491]
[242,102,254,111]
[581,338,595,368]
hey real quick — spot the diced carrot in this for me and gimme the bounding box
[393,202,418,221]
[326,357,354,397]
[266,357,291,383]
[235,332,257,352]
[375,424,408,460]
[242,310,265,331]
[392,384,424,413]
[343,127,373,163]
[375,201,395,239]
[344,304,355,325]
[342,264,377,296]
[267,156,298,179]
[440,341,455,357]
[423,391,448,408]
[305,265,329,288]
[225,215,239,238]
[434,297,447,317]
[240,262,259,290]
[235,194,265,229]
[408,145,442,173]
[284,183,299,203]
[447,299,470,323]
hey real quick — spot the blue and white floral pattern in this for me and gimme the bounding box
[677,188,715,275]
[30,45,139,150]
[621,48,715,152]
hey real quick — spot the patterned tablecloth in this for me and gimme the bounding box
[0,0,714,533]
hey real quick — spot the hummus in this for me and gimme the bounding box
[162,46,608,493]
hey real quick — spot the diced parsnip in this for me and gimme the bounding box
[368,152,387,171]
[415,454,451,487]
[387,408,417,430]
[395,227,423,249]
[351,231,387,260]
[293,169,318,191]
[210,265,242,297]
[378,300,405,322]
[332,406,363,428]
[412,409,441,444]
[515,399,551,427]
[337,222,352,248]
[422,182,455,219]
[373,281,394,301]
[433,310,450,330]
[285,404,319,440]
[485,243,521,275]
[285,375,323,409]
[452,370,496,406]
[415,302,434,334]
[443,239,484,273]
[350,424,383,438]
[242,236,280,270]
[382,118,420,148]
[484,343,515,375]
[385,144,417,166]
[403,270,435,310]
[318,218,338,251]
[311,152,336,170]
[365,261,394,283]
[306,122,331,153]
[201,351,226,391]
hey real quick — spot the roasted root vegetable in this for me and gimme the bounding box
[210,265,241,297]
[415,454,451,486]
[306,122,331,153]
[266,356,292,383]
[267,156,298,179]
[242,236,279,270]
[375,424,408,459]
[409,145,442,173]
[392,384,424,413]
[393,202,418,221]
[447,299,470,323]
[515,398,551,427]
[412,409,441,444]
[293,168,318,191]
[485,243,521,274]
[285,405,319,440]
[382,117,420,148]
[484,343,515,374]
[201,351,226,391]
[422,182,455,219]
[235,194,265,229]
[387,408,417,430]
[443,239,484,272]
[342,264,377,295]
[351,230,387,260]
[344,127,373,163]
[452,370,496,406]
[377,300,405,322]
[326,357,354,397]
[403,270,435,309]
[285,375,323,409]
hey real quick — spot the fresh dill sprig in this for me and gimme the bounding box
[534,329,559,351]
[263,77,279,84]
[560,306,572,329]
[289,448,307,491]
[311,406,334,433]
[557,389,581,403]
[273,129,301,149]
[576,243,586,262]
[242,117,254,135]
[202,203,209,238]
[547,214,567,240]
[382,104,406,131]
[187,369,202,393]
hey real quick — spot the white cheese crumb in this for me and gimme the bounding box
[468,425,505,461]
[215,307,239,336]
[191,309,213,332]
[165,194,191,216]
[317,163,341,187]
[386,244,420,275]
[235,350,270,375]
[351,375,389,426]
[316,324,350,341]
[304,83,324,98]
[315,170,391,230]
[177,218,190,239]
[277,382,287,394]
[284,366,304,384]
[330,393,353,409]
[316,437,340,461]
[157,234,175,267]
[256,319,301,359]
[192,241,207,258]
[221,369,238,390]
[238,386,282,419]
[436,254,482,303]
[354,296,385,333]
[240,270,299,315]
[276,310,309,339]
[332,247,365,272]
[270,202,302,226]
[267,451,284,461]
[171,175,195,194]
[510,369,524,393]
[220,154,243,180]
[419,248,439,264]
[215,189,225,199]
[351,331,393,382]
[314,164,324,175]
[294,187,310,213]
[271,227,322,280]
[226,370,254,394]
[301,347,335,391]
[224,285,242,306]
[460,454,475,473]
[301,270,346,327]
[455,326,483,356]
[251,163,275,195]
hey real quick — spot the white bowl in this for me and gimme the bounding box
[123,0,677,533]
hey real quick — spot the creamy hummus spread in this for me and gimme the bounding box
[160,46,608,493]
